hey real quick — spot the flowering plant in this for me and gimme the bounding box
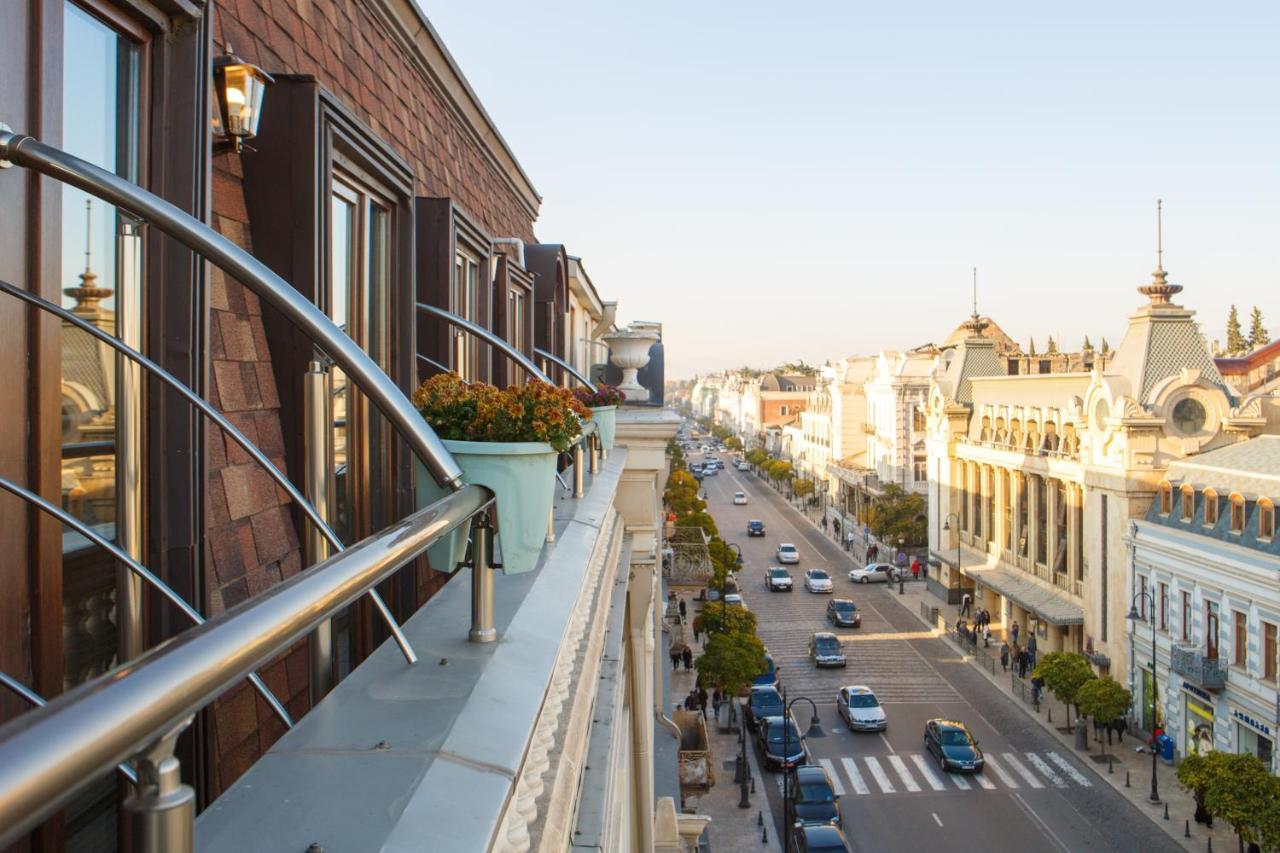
[573,383,626,408]
[412,373,592,453]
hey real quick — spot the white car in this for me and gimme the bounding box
[848,563,898,584]
[766,566,794,591]
[776,543,800,564]
[723,593,746,609]
[733,491,748,505]
[838,685,887,732]
[804,569,834,593]
[737,461,751,471]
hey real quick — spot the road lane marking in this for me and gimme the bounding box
[932,812,943,827]
[1025,752,1067,787]
[864,756,896,793]
[909,754,948,791]
[818,759,845,796]
[947,772,971,790]
[879,733,896,753]
[887,754,921,792]
[982,754,1020,788]
[1001,753,1045,788]
[972,770,996,790]
[1046,751,1092,787]
[1011,792,1073,853]
[840,757,870,795]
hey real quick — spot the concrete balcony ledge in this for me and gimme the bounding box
[197,447,630,853]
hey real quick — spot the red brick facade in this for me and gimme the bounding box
[761,395,809,427]
[203,0,542,795]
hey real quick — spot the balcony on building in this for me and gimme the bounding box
[1171,643,1228,691]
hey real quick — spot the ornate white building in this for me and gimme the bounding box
[864,350,934,493]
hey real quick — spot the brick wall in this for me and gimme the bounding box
[203,0,542,797]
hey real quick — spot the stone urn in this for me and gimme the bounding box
[603,327,658,403]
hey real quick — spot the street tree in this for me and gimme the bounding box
[725,436,744,452]
[693,605,757,638]
[764,460,794,483]
[792,479,815,498]
[1178,750,1229,827]
[1074,677,1131,755]
[864,484,926,547]
[1249,306,1271,350]
[1202,752,1278,853]
[1031,652,1096,732]
[696,631,768,695]
[1227,305,1248,354]
[746,449,769,467]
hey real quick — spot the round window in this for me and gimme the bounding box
[1172,397,1207,436]
[1091,398,1109,433]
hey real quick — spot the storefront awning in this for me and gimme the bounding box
[965,567,1084,627]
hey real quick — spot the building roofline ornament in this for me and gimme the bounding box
[1137,199,1183,307]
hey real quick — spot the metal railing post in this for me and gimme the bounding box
[573,443,585,498]
[117,218,145,664]
[304,361,334,705]
[123,720,195,853]
[469,516,496,643]
[547,505,556,543]
[590,434,600,474]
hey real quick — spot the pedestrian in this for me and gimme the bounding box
[698,687,709,720]
[712,688,723,716]
[846,531,854,552]
[983,624,991,648]
[1018,649,1029,678]
[911,558,921,581]
[1000,642,1010,672]
[670,645,682,671]
[960,592,972,617]
[684,691,698,711]
[678,598,687,621]
[1027,633,1037,667]
[682,646,694,671]
[1010,621,1020,646]
[920,560,928,581]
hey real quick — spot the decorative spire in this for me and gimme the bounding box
[1138,198,1182,306]
[962,266,989,336]
[64,198,113,312]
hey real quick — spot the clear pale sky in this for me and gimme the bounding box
[423,1,1280,379]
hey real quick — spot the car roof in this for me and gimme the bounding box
[830,598,856,607]
[800,824,848,843]
[749,519,764,524]
[779,542,797,548]
[768,566,789,573]
[843,684,874,694]
[750,684,781,696]
[794,765,830,782]
[928,718,968,730]
[811,631,838,640]
[807,568,829,574]
[865,562,894,569]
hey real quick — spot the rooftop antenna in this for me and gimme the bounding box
[1156,198,1164,272]
[1139,197,1181,305]
[971,266,978,318]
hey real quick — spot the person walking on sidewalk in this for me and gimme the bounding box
[670,644,682,671]
[1010,621,1020,646]
[682,646,694,671]
[678,598,687,622]
[982,624,991,648]
[697,687,709,720]
[1026,632,1038,667]
[911,558,921,581]
[960,592,972,617]
[1000,641,1010,672]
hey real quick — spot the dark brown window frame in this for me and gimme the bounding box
[415,197,494,385]
[491,255,534,387]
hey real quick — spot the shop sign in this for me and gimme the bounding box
[1183,681,1213,703]
[1231,709,1273,737]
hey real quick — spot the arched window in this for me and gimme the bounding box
[1203,489,1219,526]
[1229,494,1246,534]
[1159,482,1172,516]
[1260,498,1275,540]
[1181,485,1195,522]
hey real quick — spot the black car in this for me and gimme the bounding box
[744,685,783,732]
[790,823,853,853]
[747,519,765,536]
[924,718,984,773]
[753,715,808,770]
[786,764,841,827]
[826,598,861,628]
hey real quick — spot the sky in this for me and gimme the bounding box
[423,1,1280,379]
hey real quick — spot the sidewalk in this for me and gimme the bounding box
[667,592,781,852]
[890,580,1229,853]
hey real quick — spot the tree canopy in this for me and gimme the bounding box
[763,459,795,482]
[725,436,744,452]
[695,631,768,694]
[693,605,758,638]
[1074,677,1131,754]
[792,479,815,498]
[1249,306,1271,350]
[1227,305,1248,354]
[865,484,926,546]
[746,449,769,467]
[1031,652,1096,731]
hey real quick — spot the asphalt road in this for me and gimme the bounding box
[693,452,1181,853]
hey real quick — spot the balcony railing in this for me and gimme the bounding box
[956,435,1080,462]
[1171,644,1228,690]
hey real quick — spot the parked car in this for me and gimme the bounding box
[848,562,897,584]
[733,490,748,505]
[766,567,794,592]
[747,519,766,537]
[838,685,887,732]
[703,465,718,477]
[689,462,702,473]
[786,764,842,827]
[826,598,861,628]
[700,444,710,453]
[752,652,779,689]
[923,718,984,773]
[789,824,853,853]
[754,715,808,771]
[776,543,800,564]
[723,593,746,609]
[745,685,784,732]
[737,460,751,471]
[804,569,833,593]
[808,632,846,668]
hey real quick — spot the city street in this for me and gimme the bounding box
[695,454,1183,853]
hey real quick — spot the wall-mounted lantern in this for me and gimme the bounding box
[212,45,274,154]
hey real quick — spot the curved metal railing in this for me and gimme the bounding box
[534,347,597,392]
[0,130,464,491]
[416,302,553,384]
[0,485,493,847]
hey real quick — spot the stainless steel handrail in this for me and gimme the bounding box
[0,279,416,664]
[416,352,468,382]
[533,347,597,392]
[416,302,553,384]
[0,484,494,847]
[0,130,463,491]
[0,476,294,728]
[0,673,138,785]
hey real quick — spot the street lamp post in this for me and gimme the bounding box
[942,513,961,600]
[1128,592,1160,804]
[780,687,826,853]
[897,535,906,594]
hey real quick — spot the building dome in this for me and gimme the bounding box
[941,315,1019,354]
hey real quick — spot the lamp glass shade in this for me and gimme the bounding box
[213,51,273,147]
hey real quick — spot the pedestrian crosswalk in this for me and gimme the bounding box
[805,751,1091,797]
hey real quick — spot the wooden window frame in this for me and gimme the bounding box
[1234,610,1248,668]
[1181,485,1195,522]
[415,198,493,385]
[1264,622,1277,682]
[1159,482,1172,515]
[1203,489,1219,527]
[1260,499,1275,541]
[1229,494,1246,535]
